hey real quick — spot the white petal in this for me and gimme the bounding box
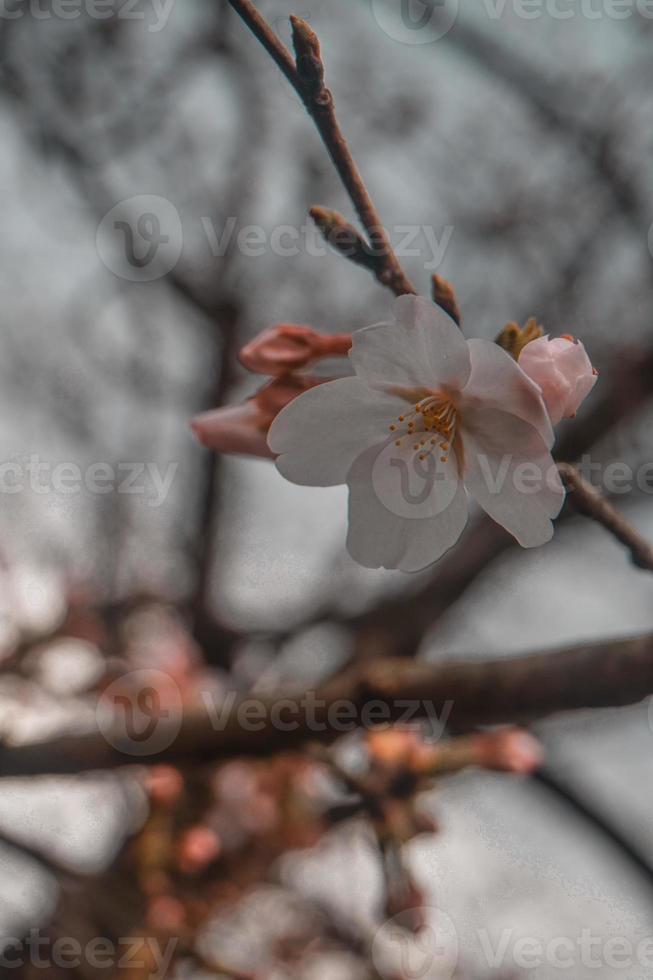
[461,407,564,547]
[268,377,406,487]
[462,339,554,448]
[350,295,471,392]
[346,443,468,571]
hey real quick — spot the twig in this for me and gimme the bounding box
[1,631,653,776]
[227,0,417,298]
[310,205,398,292]
[533,766,653,893]
[558,463,653,571]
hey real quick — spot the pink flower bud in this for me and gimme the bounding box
[238,324,351,375]
[177,825,222,873]
[191,399,274,458]
[146,765,184,807]
[518,335,597,425]
[190,376,324,458]
[472,728,543,775]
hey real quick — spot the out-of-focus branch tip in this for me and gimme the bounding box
[431,273,461,325]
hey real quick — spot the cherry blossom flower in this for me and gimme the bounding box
[239,323,351,375]
[518,334,598,425]
[191,376,323,458]
[268,295,565,571]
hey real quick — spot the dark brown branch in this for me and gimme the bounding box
[559,463,653,571]
[2,631,653,777]
[228,0,417,298]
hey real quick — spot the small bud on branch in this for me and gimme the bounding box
[290,15,325,95]
[431,273,461,326]
[310,205,389,279]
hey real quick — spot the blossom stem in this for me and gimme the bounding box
[227,0,417,298]
[558,462,653,572]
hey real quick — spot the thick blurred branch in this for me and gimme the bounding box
[2,631,653,777]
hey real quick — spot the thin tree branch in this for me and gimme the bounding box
[533,766,653,892]
[309,205,400,293]
[227,0,417,298]
[559,463,653,571]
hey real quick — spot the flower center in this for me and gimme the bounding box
[388,394,457,463]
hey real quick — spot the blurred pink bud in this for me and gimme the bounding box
[191,376,324,458]
[472,728,543,774]
[238,324,351,375]
[147,895,186,931]
[146,765,184,807]
[191,399,274,458]
[518,335,597,425]
[177,825,222,873]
